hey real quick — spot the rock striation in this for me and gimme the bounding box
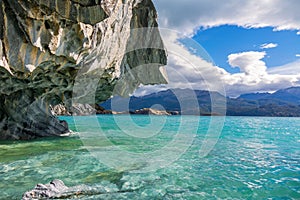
[0,0,167,140]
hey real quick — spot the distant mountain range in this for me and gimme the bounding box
[101,87,300,117]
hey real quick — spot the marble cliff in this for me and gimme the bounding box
[0,0,167,140]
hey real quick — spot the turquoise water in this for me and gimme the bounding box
[0,116,299,199]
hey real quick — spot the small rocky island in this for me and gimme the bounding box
[0,0,167,140]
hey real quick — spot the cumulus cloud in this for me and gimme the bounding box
[228,51,267,76]
[133,30,300,97]
[223,51,300,96]
[296,54,300,57]
[134,29,300,97]
[153,0,300,35]
[133,1,300,97]
[260,43,278,49]
[139,37,300,97]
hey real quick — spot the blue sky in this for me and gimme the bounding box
[134,0,300,97]
[192,25,300,73]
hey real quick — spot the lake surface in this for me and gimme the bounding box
[0,116,299,199]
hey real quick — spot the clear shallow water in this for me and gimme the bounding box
[0,116,299,199]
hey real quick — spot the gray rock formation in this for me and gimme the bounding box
[50,104,179,116]
[50,104,72,116]
[22,179,121,200]
[135,108,172,115]
[131,108,178,115]
[22,179,69,200]
[50,103,112,116]
[0,0,167,140]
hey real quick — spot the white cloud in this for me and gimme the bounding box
[228,51,267,76]
[134,30,300,97]
[268,59,300,75]
[134,1,300,97]
[134,31,229,96]
[223,51,300,96]
[260,43,278,49]
[134,29,300,97]
[158,31,227,93]
[296,54,300,57]
[153,0,300,35]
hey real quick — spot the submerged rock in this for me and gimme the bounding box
[22,179,69,200]
[0,0,167,140]
[22,179,130,200]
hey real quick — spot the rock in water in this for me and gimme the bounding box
[0,0,167,140]
[134,108,172,115]
[50,103,112,115]
[22,179,69,200]
[22,179,130,199]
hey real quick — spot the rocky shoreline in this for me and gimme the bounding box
[51,104,179,116]
[50,104,113,116]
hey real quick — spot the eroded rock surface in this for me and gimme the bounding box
[50,103,112,116]
[0,0,167,140]
[22,179,121,200]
